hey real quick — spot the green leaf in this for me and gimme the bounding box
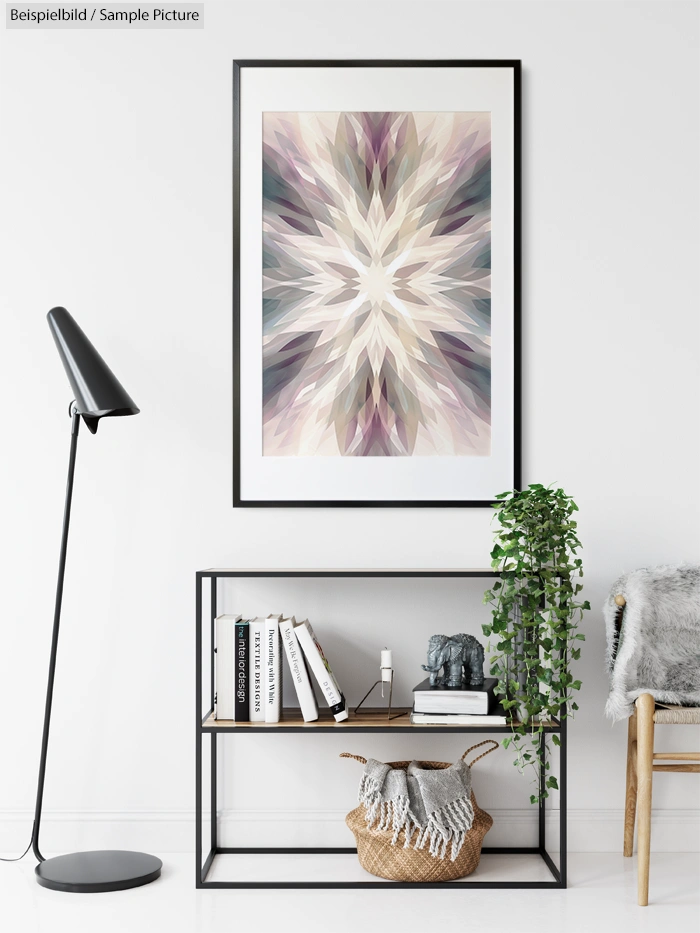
[546,776,559,790]
[551,734,560,747]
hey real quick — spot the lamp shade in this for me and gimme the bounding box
[47,307,139,433]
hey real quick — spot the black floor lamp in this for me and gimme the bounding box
[31,307,162,892]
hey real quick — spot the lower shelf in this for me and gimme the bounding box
[201,708,558,733]
[198,848,564,889]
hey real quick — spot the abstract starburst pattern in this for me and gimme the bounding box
[263,111,491,457]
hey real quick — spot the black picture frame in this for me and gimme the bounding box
[233,59,521,507]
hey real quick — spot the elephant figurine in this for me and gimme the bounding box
[422,633,485,688]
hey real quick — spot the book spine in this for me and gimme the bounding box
[264,620,281,723]
[295,621,347,722]
[410,713,506,725]
[234,620,249,722]
[414,700,489,715]
[280,618,318,723]
[249,620,265,722]
[215,617,233,720]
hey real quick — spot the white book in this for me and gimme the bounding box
[249,618,266,722]
[264,614,283,723]
[412,678,497,715]
[214,614,241,720]
[280,616,319,723]
[410,712,507,726]
[294,619,348,722]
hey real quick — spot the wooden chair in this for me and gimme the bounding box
[617,599,700,906]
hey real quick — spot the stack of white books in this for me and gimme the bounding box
[410,677,507,725]
[215,614,347,724]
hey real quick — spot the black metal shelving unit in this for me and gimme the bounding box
[195,569,567,889]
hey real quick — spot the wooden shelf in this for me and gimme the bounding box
[201,707,557,734]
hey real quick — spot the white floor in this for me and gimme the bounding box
[1,851,698,933]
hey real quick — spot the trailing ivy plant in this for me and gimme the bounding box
[482,484,589,803]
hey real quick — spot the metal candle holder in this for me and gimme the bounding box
[354,662,407,721]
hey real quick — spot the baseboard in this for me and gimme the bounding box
[0,809,195,856]
[1,808,698,854]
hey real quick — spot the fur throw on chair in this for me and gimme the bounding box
[604,563,700,721]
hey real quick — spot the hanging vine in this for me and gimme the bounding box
[482,484,589,803]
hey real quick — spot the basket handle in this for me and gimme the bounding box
[340,752,367,765]
[461,740,499,766]
[341,744,499,767]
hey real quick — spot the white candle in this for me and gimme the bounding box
[381,649,392,682]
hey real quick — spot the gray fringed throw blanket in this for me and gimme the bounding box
[359,759,474,861]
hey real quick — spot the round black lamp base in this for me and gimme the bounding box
[35,850,162,893]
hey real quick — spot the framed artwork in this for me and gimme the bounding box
[233,60,520,507]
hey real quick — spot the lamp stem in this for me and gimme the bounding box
[32,410,81,862]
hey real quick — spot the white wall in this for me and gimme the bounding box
[1,0,698,855]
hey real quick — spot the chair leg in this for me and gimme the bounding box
[636,693,655,907]
[623,710,637,857]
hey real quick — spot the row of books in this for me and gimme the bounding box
[215,613,348,723]
[410,677,507,725]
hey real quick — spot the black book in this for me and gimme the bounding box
[234,619,250,722]
[412,677,498,715]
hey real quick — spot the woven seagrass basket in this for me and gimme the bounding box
[341,740,497,883]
